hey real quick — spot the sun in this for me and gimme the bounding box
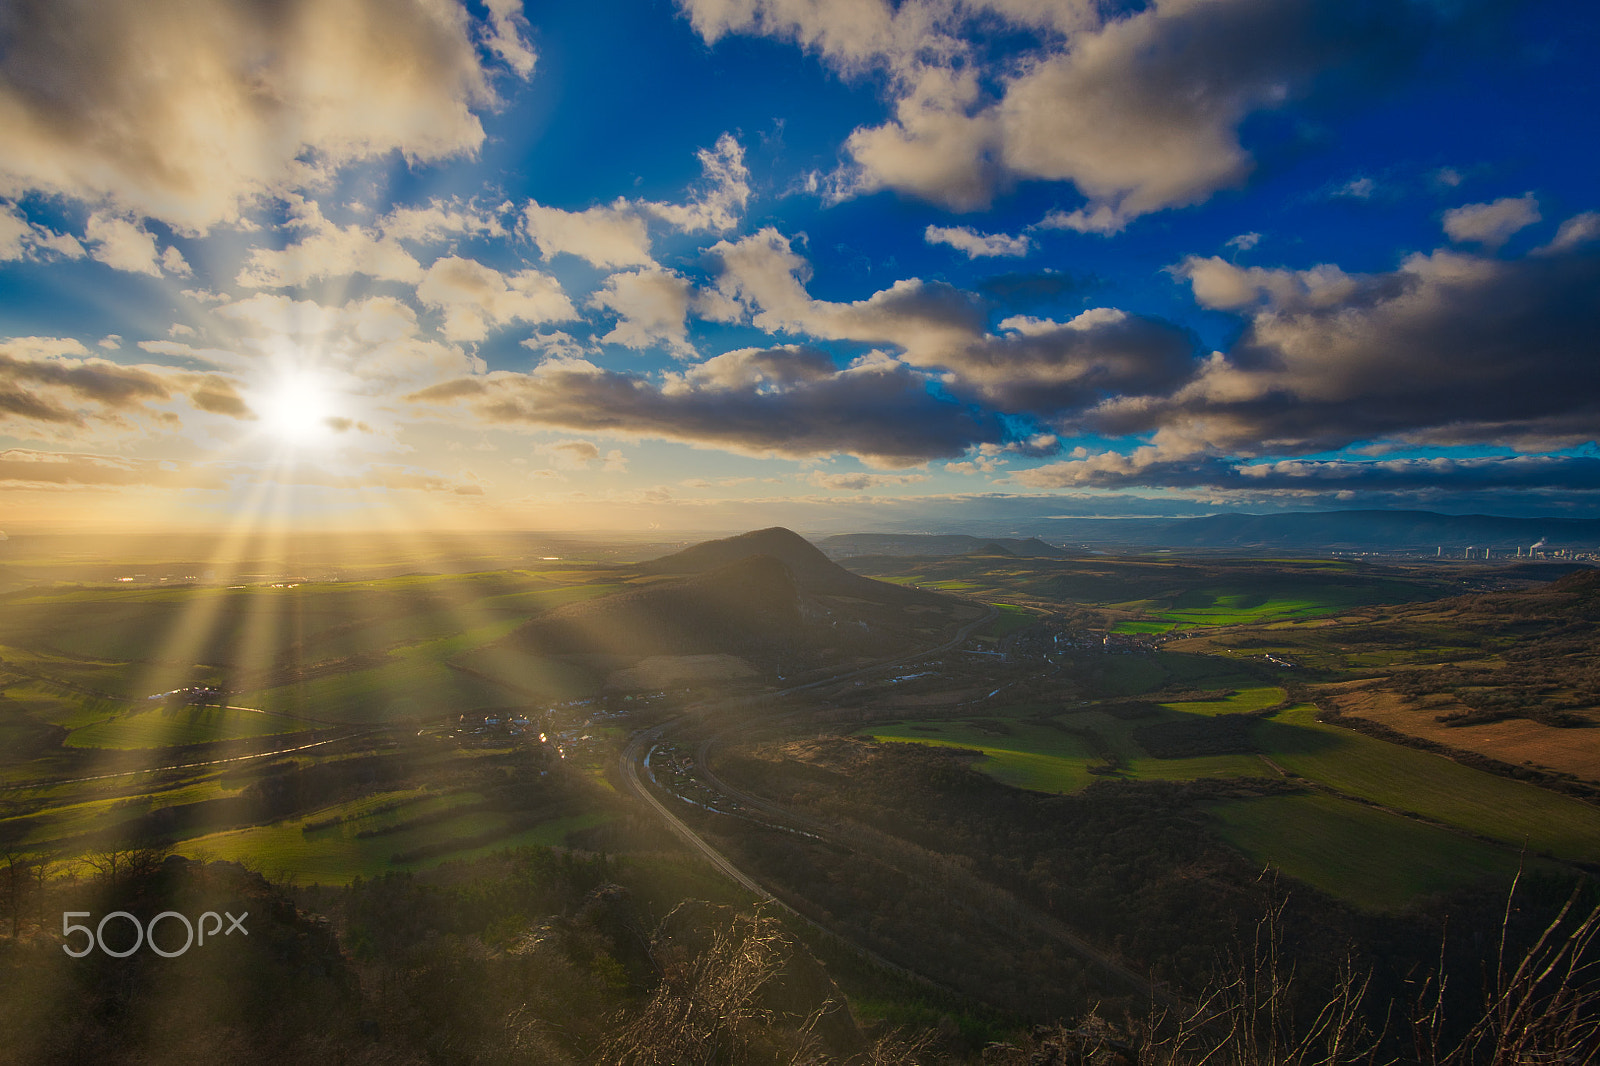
[254,369,338,446]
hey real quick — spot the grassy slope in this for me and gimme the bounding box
[182,804,614,883]
[63,704,311,749]
[1259,704,1600,862]
[1209,792,1532,911]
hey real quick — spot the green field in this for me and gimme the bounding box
[1160,686,1286,716]
[870,702,1600,864]
[983,603,1039,638]
[1210,792,1534,911]
[1111,620,1178,634]
[181,803,614,883]
[864,708,1269,795]
[64,703,312,749]
[1257,705,1600,863]
[863,690,1600,908]
[1122,577,1437,628]
[842,555,1448,631]
[0,776,238,847]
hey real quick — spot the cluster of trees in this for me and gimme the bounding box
[0,842,941,1065]
[712,735,1600,1061]
[3,820,1596,1063]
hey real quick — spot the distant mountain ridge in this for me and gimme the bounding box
[820,533,1069,559]
[1059,510,1600,551]
[824,511,1600,554]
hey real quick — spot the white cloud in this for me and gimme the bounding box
[416,256,576,341]
[1442,193,1541,249]
[806,469,929,491]
[521,200,654,269]
[379,198,510,244]
[236,200,424,287]
[85,213,179,277]
[645,133,752,233]
[924,224,1031,258]
[0,203,84,262]
[161,246,192,276]
[535,439,602,469]
[518,133,749,271]
[214,292,485,389]
[1033,203,1131,236]
[521,331,594,360]
[1225,231,1262,252]
[688,0,1449,224]
[1535,211,1600,256]
[843,66,1000,211]
[1175,256,1375,312]
[589,269,696,353]
[1333,176,1377,199]
[0,0,523,231]
[481,0,538,77]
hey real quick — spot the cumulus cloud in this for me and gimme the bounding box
[0,0,527,231]
[925,224,1031,258]
[206,292,486,399]
[1174,256,1397,312]
[416,256,576,341]
[407,346,1003,467]
[0,337,256,436]
[480,0,538,77]
[85,213,188,277]
[644,133,752,234]
[706,227,1197,416]
[236,200,424,287]
[0,203,85,262]
[589,269,696,352]
[806,469,929,491]
[950,310,1198,415]
[692,0,1452,222]
[1132,240,1600,456]
[707,227,989,357]
[674,345,837,392]
[0,448,483,495]
[1442,193,1540,249]
[532,439,628,472]
[521,331,594,360]
[379,197,510,244]
[519,134,749,269]
[536,439,602,468]
[521,200,655,269]
[1015,452,1600,497]
[1536,211,1600,256]
[843,65,1001,211]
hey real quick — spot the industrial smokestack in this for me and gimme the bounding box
[1531,538,1548,553]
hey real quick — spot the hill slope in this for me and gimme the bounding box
[509,554,806,660]
[647,527,941,602]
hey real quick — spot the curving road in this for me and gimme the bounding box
[615,603,1182,1008]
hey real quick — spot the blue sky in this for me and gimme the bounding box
[2,0,1598,534]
